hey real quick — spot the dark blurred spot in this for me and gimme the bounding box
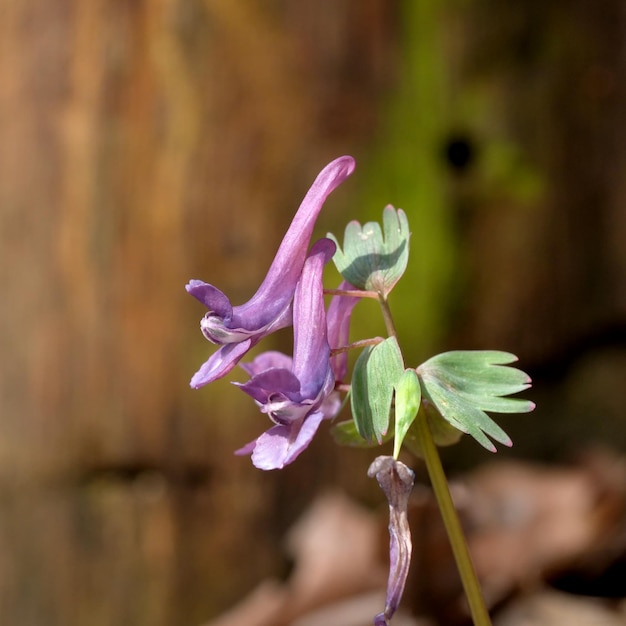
[525,320,626,383]
[549,555,626,599]
[443,135,475,173]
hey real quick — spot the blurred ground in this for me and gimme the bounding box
[204,447,626,626]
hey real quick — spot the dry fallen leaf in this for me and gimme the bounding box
[204,449,626,626]
[494,588,624,626]
[202,490,385,626]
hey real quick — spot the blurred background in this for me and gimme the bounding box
[1,0,625,624]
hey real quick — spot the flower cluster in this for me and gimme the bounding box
[187,154,535,626]
[187,156,357,470]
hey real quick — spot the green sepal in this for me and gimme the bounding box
[416,351,535,452]
[328,206,410,297]
[351,336,404,443]
[393,369,421,458]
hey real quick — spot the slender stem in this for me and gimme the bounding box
[376,294,490,625]
[415,408,492,626]
[324,287,380,299]
[377,294,398,338]
[330,336,384,356]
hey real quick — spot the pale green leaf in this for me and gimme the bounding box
[417,350,534,452]
[328,206,410,296]
[351,336,404,443]
[393,369,421,458]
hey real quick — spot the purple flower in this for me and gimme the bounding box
[186,156,356,388]
[326,280,359,383]
[311,279,361,421]
[235,276,361,470]
[234,239,338,470]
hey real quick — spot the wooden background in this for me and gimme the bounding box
[0,0,624,624]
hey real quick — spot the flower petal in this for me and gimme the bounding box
[187,157,355,383]
[232,156,355,329]
[235,368,301,404]
[282,411,325,465]
[199,299,292,345]
[240,351,293,377]
[250,411,325,470]
[233,439,256,457]
[326,280,360,381]
[319,390,342,421]
[291,238,336,398]
[185,280,233,319]
[190,339,252,388]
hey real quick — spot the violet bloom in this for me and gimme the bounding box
[235,279,361,470]
[186,156,355,388]
[234,239,337,470]
[318,279,360,418]
[326,280,359,383]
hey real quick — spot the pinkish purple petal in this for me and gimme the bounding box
[233,239,339,469]
[233,438,256,457]
[235,368,301,405]
[233,157,355,329]
[187,156,355,387]
[319,391,342,421]
[186,280,232,319]
[327,280,360,381]
[240,351,293,377]
[291,238,336,397]
[190,340,252,389]
[248,411,325,470]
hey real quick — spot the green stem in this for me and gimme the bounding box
[377,294,490,625]
[415,408,492,626]
[377,294,398,339]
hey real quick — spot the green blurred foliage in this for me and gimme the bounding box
[355,0,457,365]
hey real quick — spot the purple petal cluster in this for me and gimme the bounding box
[187,156,359,469]
[234,274,360,470]
[186,156,355,388]
[234,239,336,469]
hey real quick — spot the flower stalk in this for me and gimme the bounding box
[414,405,492,626]
[378,294,398,340]
[377,296,492,625]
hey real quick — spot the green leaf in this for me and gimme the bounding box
[351,336,404,443]
[393,369,421,458]
[416,351,535,452]
[331,419,393,448]
[402,401,463,458]
[328,206,410,296]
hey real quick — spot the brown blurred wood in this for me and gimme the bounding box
[437,0,626,465]
[0,0,393,624]
[446,0,626,364]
